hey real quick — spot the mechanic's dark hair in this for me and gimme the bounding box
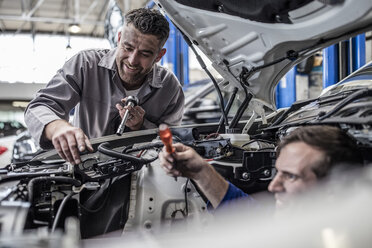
[277,125,363,179]
[124,8,169,46]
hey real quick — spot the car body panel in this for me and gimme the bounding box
[156,0,372,109]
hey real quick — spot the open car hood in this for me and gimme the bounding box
[155,0,372,110]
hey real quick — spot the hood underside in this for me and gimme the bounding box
[155,0,372,110]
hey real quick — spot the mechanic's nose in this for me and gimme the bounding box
[127,51,139,65]
[268,174,284,193]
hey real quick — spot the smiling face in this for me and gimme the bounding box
[268,141,323,209]
[115,24,166,90]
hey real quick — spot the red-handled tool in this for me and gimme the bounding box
[159,124,175,153]
[159,124,177,181]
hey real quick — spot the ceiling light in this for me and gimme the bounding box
[68,23,81,34]
[12,101,29,108]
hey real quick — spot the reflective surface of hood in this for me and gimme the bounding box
[155,0,372,110]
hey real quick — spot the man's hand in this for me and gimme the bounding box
[44,119,93,165]
[116,97,145,131]
[159,143,209,181]
[159,143,229,208]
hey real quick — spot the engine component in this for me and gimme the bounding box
[74,157,143,183]
[236,150,276,182]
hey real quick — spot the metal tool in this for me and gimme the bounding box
[116,96,139,136]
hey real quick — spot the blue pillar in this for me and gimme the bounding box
[322,45,339,88]
[162,18,178,76]
[276,67,297,108]
[146,1,155,8]
[351,34,366,72]
[177,31,189,86]
[161,17,189,86]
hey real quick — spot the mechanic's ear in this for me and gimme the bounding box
[117,31,122,44]
[155,48,166,62]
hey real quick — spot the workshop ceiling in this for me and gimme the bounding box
[0,0,148,37]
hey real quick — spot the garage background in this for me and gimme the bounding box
[0,0,371,166]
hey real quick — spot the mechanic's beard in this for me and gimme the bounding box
[119,64,148,89]
[124,71,146,87]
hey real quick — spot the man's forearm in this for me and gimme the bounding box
[44,119,70,140]
[193,163,229,209]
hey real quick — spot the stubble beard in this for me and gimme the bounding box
[119,61,148,89]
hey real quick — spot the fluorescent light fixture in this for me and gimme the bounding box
[68,23,81,34]
[12,101,29,108]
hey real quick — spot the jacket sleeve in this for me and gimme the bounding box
[24,53,85,149]
[160,82,185,126]
[207,182,257,211]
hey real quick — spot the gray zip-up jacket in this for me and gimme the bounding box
[24,48,184,149]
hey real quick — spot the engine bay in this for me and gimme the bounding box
[0,125,278,238]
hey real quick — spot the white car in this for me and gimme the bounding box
[0,121,26,167]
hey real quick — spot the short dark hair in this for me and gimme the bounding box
[125,8,170,46]
[277,125,363,178]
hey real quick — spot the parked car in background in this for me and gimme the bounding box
[0,120,26,167]
[0,120,25,138]
[11,130,41,163]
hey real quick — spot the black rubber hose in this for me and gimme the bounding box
[98,142,157,164]
[228,66,254,129]
[121,144,134,153]
[51,191,75,233]
[318,88,372,120]
[217,87,238,133]
[79,178,113,214]
[229,91,253,129]
[182,33,229,127]
[28,176,81,203]
[124,142,164,153]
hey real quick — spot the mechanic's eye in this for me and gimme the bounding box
[283,172,299,181]
[140,52,151,57]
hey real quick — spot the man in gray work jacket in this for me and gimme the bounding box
[25,8,184,165]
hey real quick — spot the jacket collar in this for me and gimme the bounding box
[98,48,117,70]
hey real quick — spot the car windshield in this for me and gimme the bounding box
[321,62,372,97]
[320,80,372,97]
